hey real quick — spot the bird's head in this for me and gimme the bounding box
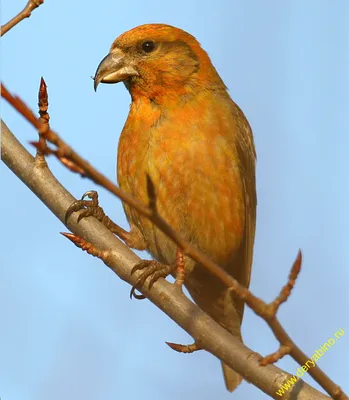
[94,24,225,103]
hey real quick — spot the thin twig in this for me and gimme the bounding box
[1,85,348,400]
[61,232,112,262]
[33,78,87,175]
[270,251,302,314]
[36,77,49,163]
[1,0,44,36]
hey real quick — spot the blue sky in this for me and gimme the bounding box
[1,1,348,399]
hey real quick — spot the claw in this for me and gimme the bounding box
[130,290,146,300]
[129,287,146,300]
[77,211,86,223]
[148,270,169,290]
[131,261,153,275]
[64,190,100,224]
[82,190,98,200]
[129,260,175,300]
[65,200,84,224]
[77,207,97,222]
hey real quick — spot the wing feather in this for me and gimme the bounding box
[233,102,257,290]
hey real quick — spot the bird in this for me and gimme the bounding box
[92,23,257,392]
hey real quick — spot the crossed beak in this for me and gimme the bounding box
[93,48,138,91]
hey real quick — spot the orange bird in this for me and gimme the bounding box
[93,24,257,391]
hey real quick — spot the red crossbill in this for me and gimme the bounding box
[93,24,257,391]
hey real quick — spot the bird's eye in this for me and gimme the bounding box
[142,41,156,53]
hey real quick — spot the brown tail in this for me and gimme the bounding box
[221,362,243,392]
[185,265,247,392]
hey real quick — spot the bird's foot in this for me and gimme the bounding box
[166,341,203,354]
[65,190,129,241]
[65,190,103,223]
[129,247,187,300]
[130,260,176,299]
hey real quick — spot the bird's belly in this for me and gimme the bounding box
[119,137,245,269]
[154,172,244,267]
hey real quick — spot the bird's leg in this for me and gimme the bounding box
[174,247,185,288]
[130,247,187,299]
[65,190,144,248]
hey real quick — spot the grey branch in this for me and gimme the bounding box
[1,0,44,36]
[1,120,329,400]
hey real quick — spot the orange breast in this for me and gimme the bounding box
[117,93,245,267]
